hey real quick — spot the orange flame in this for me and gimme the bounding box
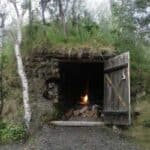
[80,94,89,105]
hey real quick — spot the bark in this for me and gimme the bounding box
[58,0,67,40]
[41,0,51,25]
[11,1,31,128]
[15,42,31,128]
[28,0,32,27]
[41,0,46,24]
[71,0,77,26]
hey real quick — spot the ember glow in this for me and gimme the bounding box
[80,94,89,105]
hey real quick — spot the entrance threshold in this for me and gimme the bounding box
[50,121,105,127]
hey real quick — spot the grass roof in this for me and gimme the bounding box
[22,23,115,58]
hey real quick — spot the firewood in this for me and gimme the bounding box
[92,104,99,111]
[65,109,74,118]
[73,110,80,116]
[79,106,88,114]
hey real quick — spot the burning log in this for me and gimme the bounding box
[80,94,89,105]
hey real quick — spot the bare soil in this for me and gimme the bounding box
[0,125,141,150]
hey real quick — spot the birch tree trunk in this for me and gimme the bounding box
[11,1,31,128]
[16,18,31,129]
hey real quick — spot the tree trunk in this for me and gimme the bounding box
[15,44,31,128]
[71,0,77,26]
[41,0,46,25]
[42,7,46,25]
[28,0,32,27]
[15,18,31,129]
[10,1,32,128]
[58,0,67,40]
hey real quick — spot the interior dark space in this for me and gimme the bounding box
[59,61,104,113]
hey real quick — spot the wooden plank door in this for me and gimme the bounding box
[104,52,131,125]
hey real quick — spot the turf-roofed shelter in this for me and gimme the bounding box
[25,46,131,126]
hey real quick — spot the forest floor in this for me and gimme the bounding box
[0,125,142,150]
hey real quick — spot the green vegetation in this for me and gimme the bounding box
[0,121,26,143]
[125,96,150,150]
[112,0,150,95]
[1,45,23,122]
[21,19,114,56]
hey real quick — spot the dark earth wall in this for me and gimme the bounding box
[24,51,105,131]
[24,52,60,131]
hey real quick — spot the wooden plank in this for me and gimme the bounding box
[104,63,128,73]
[50,121,105,127]
[105,74,127,107]
[104,52,129,71]
[104,74,112,111]
[104,110,128,114]
[128,53,131,125]
[104,52,131,125]
[52,54,113,61]
[104,114,129,125]
[58,59,104,63]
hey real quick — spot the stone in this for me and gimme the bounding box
[92,104,99,111]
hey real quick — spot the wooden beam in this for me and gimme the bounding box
[105,74,127,107]
[104,63,128,73]
[50,121,104,127]
[57,59,104,63]
[104,110,129,114]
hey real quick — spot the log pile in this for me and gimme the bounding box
[63,104,103,121]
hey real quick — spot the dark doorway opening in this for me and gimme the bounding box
[59,61,104,115]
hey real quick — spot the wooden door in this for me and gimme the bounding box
[104,52,131,125]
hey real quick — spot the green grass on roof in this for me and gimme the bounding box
[21,22,115,56]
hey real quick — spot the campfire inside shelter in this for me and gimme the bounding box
[58,61,104,121]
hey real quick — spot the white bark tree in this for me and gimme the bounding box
[9,0,31,129]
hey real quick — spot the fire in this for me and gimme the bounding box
[80,94,89,105]
[83,94,88,103]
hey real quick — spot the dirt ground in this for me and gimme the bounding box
[0,125,141,150]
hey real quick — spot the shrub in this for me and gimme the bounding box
[0,121,26,143]
[143,120,150,128]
